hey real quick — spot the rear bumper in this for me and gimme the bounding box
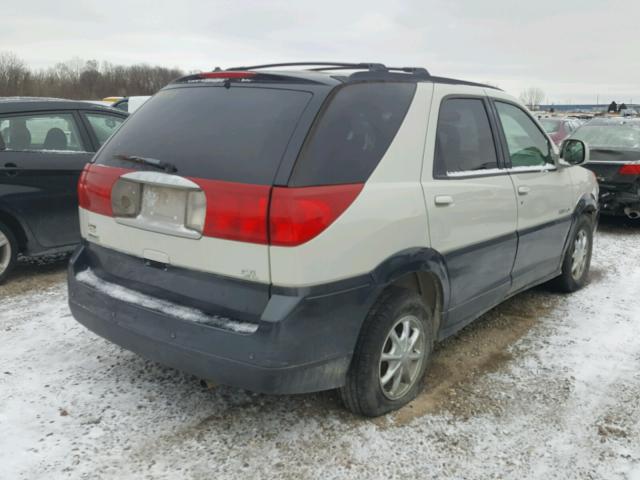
[68,244,378,394]
[599,184,640,215]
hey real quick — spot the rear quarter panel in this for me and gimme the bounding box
[269,83,435,287]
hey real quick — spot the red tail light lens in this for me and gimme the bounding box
[79,165,362,247]
[269,184,364,246]
[192,179,271,244]
[619,164,640,175]
[78,164,131,216]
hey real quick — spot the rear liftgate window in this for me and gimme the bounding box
[94,86,313,185]
[289,82,417,186]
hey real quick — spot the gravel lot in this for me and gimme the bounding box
[1,218,639,480]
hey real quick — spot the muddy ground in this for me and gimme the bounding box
[1,218,639,479]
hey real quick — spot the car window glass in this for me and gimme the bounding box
[290,82,416,186]
[433,98,499,177]
[495,102,552,168]
[0,113,85,152]
[84,113,125,146]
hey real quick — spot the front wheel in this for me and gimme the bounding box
[0,221,18,284]
[340,288,434,417]
[551,215,594,293]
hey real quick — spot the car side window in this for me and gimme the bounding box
[84,113,125,147]
[0,113,85,152]
[495,102,553,168]
[434,98,499,177]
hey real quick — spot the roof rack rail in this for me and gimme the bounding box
[227,62,430,78]
[226,62,389,72]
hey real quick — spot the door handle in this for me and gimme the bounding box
[517,186,531,195]
[3,162,18,177]
[434,195,454,206]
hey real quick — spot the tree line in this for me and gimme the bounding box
[0,52,185,99]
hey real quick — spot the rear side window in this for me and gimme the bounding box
[95,87,313,185]
[434,98,499,177]
[0,113,85,152]
[84,113,125,147]
[289,82,416,186]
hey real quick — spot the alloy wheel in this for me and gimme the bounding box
[571,229,589,281]
[378,315,426,400]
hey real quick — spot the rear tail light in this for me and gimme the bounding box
[193,179,271,244]
[80,165,363,247]
[619,164,640,175]
[198,71,256,79]
[269,184,364,246]
[78,164,130,216]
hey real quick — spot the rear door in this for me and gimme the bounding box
[422,86,518,326]
[491,99,573,292]
[0,110,93,250]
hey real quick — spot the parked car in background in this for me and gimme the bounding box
[68,62,597,416]
[0,97,127,282]
[571,118,640,218]
[82,100,114,107]
[540,117,581,145]
[112,96,151,113]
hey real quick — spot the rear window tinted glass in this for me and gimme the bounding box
[434,98,498,176]
[95,87,312,185]
[289,82,416,186]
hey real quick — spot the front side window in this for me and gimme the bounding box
[0,113,85,152]
[434,98,499,177]
[84,113,125,147]
[495,102,553,168]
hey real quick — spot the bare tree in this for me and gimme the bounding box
[0,51,184,99]
[0,52,31,96]
[519,87,546,110]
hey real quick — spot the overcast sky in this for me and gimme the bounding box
[2,0,639,104]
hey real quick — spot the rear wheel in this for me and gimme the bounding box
[340,288,434,417]
[551,215,593,293]
[0,221,18,284]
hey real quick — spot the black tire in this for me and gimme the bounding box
[0,221,18,284]
[550,215,594,293]
[340,287,434,417]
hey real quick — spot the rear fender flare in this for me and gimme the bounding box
[369,247,451,322]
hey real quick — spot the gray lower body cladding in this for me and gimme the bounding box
[67,243,377,394]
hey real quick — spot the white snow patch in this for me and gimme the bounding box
[75,268,258,334]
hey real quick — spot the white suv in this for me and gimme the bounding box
[68,62,598,416]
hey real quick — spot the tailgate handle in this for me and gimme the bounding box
[3,162,18,177]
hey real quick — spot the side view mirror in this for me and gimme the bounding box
[560,139,589,166]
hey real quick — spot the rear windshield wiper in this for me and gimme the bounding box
[113,154,177,173]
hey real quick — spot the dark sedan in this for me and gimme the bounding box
[0,98,127,282]
[570,118,640,218]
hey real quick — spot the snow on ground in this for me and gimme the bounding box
[1,219,639,480]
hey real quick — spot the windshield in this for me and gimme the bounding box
[572,123,640,150]
[540,119,561,133]
[95,86,312,185]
